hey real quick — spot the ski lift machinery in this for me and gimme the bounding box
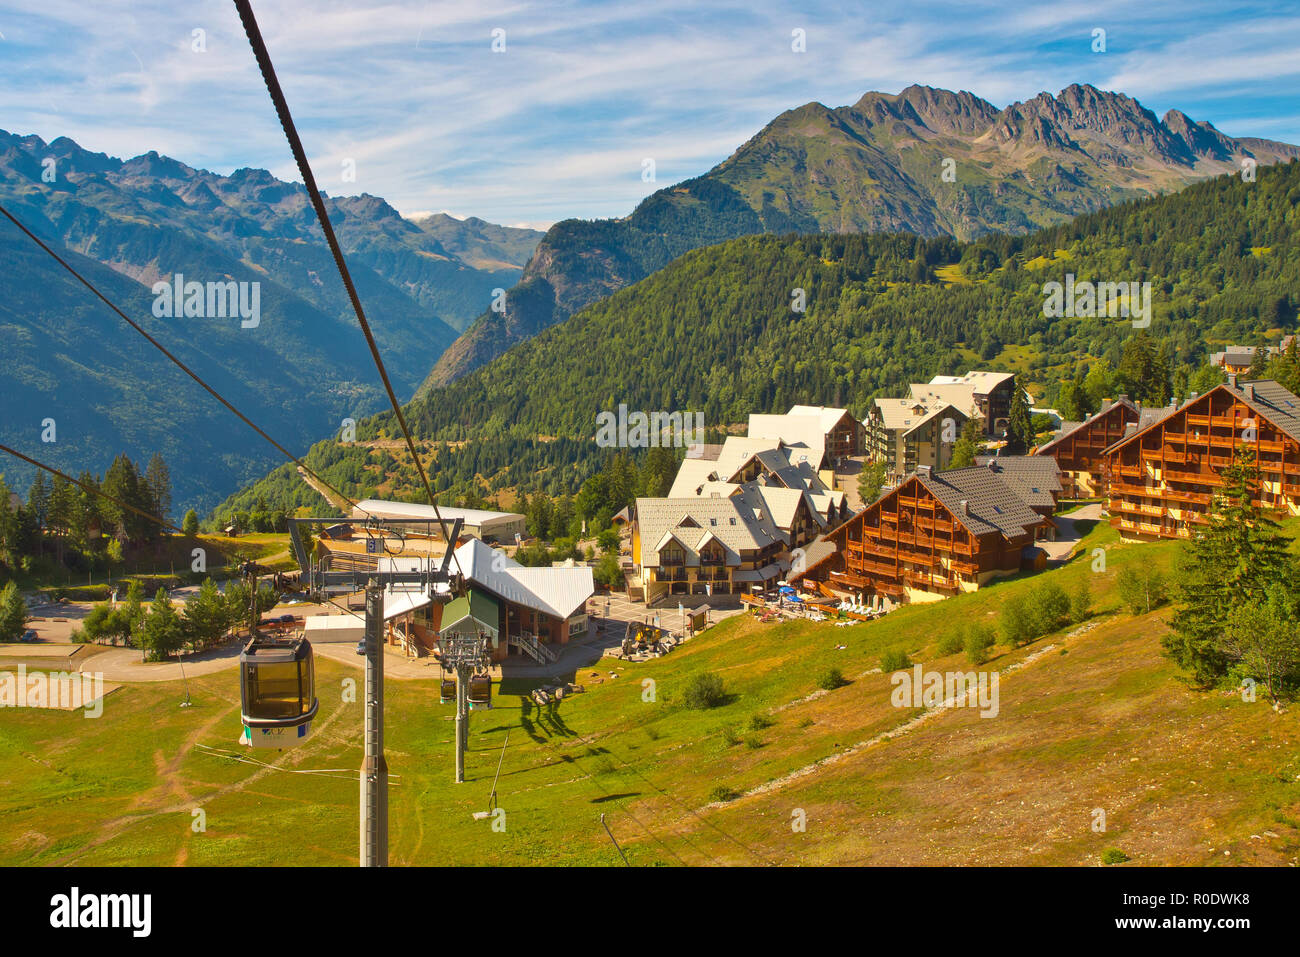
[254,515,465,866]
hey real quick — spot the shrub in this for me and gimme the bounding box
[817,667,846,690]
[1000,594,1034,647]
[796,716,814,729]
[1117,566,1168,615]
[880,648,912,672]
[1028,581,1071,636]
[937,631,965,656]
[743,736,764,750]
[1069,578,1093,623]
[748,713,775,731]
[720,725,740,747]
[964,623,997,665]
[683,672,726,710]
[708,785,739,803]
[1101,847,1130,865]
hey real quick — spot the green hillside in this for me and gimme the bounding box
[4,516,1297,865]
[216,160,1300,520]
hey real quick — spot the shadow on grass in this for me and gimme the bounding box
[590,792,641,803]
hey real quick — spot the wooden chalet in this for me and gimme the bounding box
[1105,377,1300,541]
[817,464,1051,604]
[1032,397,1142,497]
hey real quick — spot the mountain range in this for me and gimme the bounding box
[424,83,1300,388]
[0,129,541,511]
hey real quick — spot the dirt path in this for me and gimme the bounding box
[52,695,355,866]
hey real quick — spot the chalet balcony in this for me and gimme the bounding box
[1110,516,1168,537]
[902,570,961,592]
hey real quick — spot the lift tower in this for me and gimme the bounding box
[286,516,463,867]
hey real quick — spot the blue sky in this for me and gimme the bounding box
[1,1,1298,229]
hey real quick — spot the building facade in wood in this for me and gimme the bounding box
[1032,397,1142,497]
[1105,377,1300,541]
[818,465,1051,604]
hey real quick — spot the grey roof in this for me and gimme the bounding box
[670,440,828,498]
[635,495,786,568]
[790,535,837,581]
[972,455,1062,510]
[1236,379,1300,443]
[1036,397,1138,456]
[915,467,1047,540]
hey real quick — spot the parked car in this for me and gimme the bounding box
[18,629,38,643]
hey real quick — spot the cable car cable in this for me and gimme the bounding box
[0,202,377,524]
[232,0,463,581]
[537,694,774,865]
[0,443,367,628]
[0,443,188,536]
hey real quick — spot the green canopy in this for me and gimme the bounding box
[440,589,500,642]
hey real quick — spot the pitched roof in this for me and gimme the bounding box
[745,414,829,461]
[787,405,854,434]
[972,455,1062,510]
[669,438,828,497]
[916,467,1047,540]
[452,538,593,619]
[872,396,965,434]
[1104,379,1300,451]
[789,534,837,582]
[929,370,1016,393]
[907,384,982,420]
[1237,379,1300,442]
[635,495,785,568]
[1035,397,1138,456]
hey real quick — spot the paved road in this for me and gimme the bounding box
[1042,503,1105,562]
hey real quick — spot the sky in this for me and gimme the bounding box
[1,1,1298,230]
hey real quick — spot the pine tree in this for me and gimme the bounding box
[138,588,186,662]
[948,418,982,469]
[1005,388,1034,454]
[144,453,171,526]
[1248,332,1269,380]
[1166,448,1296,685]
[27,473,49,557]
[0,581,27,641]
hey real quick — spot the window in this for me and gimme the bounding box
[244,661,309,720]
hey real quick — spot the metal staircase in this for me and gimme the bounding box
[509,631,559,664]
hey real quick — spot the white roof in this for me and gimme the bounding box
[787,405,852,434]
[351,499,524,528]
[908,384,981,420]
[872,396,965,434]
[304,615,365,631]
[747,413,829,453]
[381,591,432,619]
[928,370,1015,393]
[454,538,593,620]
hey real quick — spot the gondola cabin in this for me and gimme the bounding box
[467,673,492,710]
[240,636,318,748]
